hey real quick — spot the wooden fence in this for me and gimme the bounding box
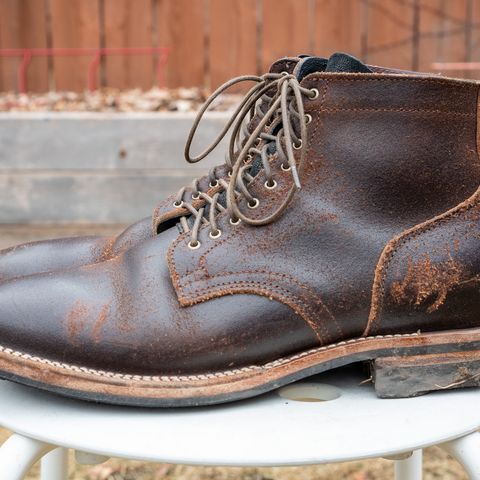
[1,0,480,93]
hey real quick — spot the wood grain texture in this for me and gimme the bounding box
[103,0,154,90]
[364,0,415,69]
[262,0,312,71]
[313,0,364,59]
[49,0,101,91]
[0,0,49,92]
[208,0,257,90]
[157,0,206,87]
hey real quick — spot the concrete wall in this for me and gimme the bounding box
[0,112,230,224]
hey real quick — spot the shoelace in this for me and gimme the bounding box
[172,72,287,209]
[183,74,317,249]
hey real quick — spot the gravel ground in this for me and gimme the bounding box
[0,88,242,113]
[0,225,469,479]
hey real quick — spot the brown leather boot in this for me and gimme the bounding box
[1,53,479,406]
[0,56,302,283]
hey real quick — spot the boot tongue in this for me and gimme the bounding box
[325,52,372,73]
[294,56,328,80]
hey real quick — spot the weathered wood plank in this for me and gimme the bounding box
[103,0,154,90]
[364,0,415,69]
[157,0,206,88]
[0,0,49,92]
[0,113,229,170]
[262,0,312,71]
[0,112,231,224]
[313,0,364,59]
[209,0,257,89]
[418,0,470,77]
[0,171,198,224]
[49,0,101,91]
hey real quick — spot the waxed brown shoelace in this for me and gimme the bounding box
[181,73,316,249]
[172,72,287,210]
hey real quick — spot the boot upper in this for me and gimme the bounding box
[1,54,479,378]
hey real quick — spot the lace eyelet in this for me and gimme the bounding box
[281,163,291,172]
[209,229,222,239]
[188,240,201,250]
[264,179,277,190]
[229,217,241,225]
[309,88,319,100]
[248,198,260,209]
[191,192,200,200]
[293,140,303,150]
[305,114,312,124]
[227,171,232,178]
[173,200,184,208]
[209,180,219,188]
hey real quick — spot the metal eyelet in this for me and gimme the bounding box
[248,198,260,209]
[229,217,241,225]
[209,229,222,239]
[188,240,201,250]
[309,88,319,99]
[281,163,291,172]
[305,114,312,124]
[209,180,219,188]
[264,179,277,190]
[227,171,232,178]
[173,200,184,208]
[191,192,200,200]
[293,140,303,150]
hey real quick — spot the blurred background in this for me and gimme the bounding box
[1,0,480,235]
[0,1,477,478]
[2,0,480,92]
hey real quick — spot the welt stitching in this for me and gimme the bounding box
[0,332,420,382]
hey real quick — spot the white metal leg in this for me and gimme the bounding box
[0,434,54,480]
[394,450,422,480]
[439,432,480,479]
[41,447,69,480]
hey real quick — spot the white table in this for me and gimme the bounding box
[0,365,479,480]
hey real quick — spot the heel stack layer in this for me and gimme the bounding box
[372,350,480,398]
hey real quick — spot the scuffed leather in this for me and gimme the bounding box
[168,73,480,345]
[369,189,480,335]
[0,57,301,286]
[0,71,479,377]
[0,228,317,374]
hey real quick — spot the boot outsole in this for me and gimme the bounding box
[0,327,479,407]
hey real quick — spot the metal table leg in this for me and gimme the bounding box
[394,450,423,480]
[41,447,69,480]
[440,432,480,479]
[0,434,54,480]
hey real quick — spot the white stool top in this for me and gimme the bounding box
[0,365,478,467]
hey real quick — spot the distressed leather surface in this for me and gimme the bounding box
[168,73,480,345]
[0,72,478,377]
[0,57,300,284]
[367,188,480,336]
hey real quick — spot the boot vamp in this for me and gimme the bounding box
[0,235,108,283]
[0,226,318,376]
[0,217,153,284]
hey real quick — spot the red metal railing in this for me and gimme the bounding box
[0,47,170,93]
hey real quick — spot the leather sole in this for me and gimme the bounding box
[0,327,479,407]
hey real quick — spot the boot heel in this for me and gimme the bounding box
[371,350,480,398]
